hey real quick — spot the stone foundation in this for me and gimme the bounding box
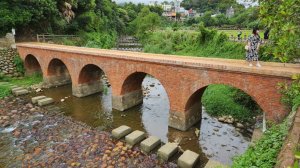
[72,80,103,97]
[43,75,71,88]
[169,103,202,131]
[112,90,143,111]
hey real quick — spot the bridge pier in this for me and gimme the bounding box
[112,90,143,111]
[169,103,202,131]
[43,75,72,88]
[72,80,103,97]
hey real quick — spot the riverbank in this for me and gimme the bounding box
[0,96,177,167]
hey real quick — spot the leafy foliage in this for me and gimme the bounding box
[13,55,25,75]
[278,74,300,111]
[131,7,161,39]
[232,120,289,168]
[260,0,300,62]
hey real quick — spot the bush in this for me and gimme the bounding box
[13,55,25,74]
[202,85,261,122]
[232,121,289,167]
[80,31,117,49]
[278,74,300,111]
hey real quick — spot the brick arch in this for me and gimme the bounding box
[45,58,72,87]
[113,71,171,111]
[73,64,109,97]
[184,84,263,112]
[24,54,42,75]
[78,64,105,84]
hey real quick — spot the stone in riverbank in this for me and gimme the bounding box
[112,125,132,140]
[178,150,199,168]
[158,143,178,161]
[141,136,161,153]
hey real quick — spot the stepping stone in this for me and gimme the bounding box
[38,98,54,106]
[125,130,146,147]
[10,85,18,89]
[32,96,47,104]
[11,87,24,94]
[112,125,132,139]
[141,136,161,153]
[14,89,29,96]
[0,82,9,86]
[158,143,178,161]
[178,150,199,168]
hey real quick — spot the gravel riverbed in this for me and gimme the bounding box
[0,96,177,168]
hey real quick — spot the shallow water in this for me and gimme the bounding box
[34,76,250,165]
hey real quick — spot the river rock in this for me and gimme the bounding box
[236,123,244,128]
[218,117,225,122]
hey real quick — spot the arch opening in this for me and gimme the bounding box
[24,54,42,75]
[46,58,72,87]
[184,84,263,164]
[113,72,170,112]
[114,72,171,142]
[185,84,263,124]
[73,64,110,97]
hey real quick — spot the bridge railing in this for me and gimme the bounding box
[37,34,79,43]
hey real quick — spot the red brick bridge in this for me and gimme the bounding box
[17,43,299,131]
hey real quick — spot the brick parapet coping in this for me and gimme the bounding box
[276,108,300,168]
[17,43,299,78]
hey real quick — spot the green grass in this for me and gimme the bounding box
[143,29,246,59]
[202,85,261,122]
[232,121,289,168]
[0,73,43,98]
[218,29,264,39]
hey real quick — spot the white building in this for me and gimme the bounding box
[162,3,172,12]
[226,6,235,18]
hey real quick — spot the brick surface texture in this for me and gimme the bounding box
[17,43,300,124]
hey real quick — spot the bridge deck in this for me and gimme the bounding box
[17,42,299,78]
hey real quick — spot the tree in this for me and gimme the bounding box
[198,11,217,27]
[132,7,161,39]
[260,0,300,62]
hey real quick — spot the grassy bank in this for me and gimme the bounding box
[218,29,264,38]
[143,29,245,59]
[232,120,288,167]
[202,85,261,123]
[0,73,42,98]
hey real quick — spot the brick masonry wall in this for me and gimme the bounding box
[0,49,22,78]
[16,43,296,130]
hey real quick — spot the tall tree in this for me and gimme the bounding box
[260,0,300,62]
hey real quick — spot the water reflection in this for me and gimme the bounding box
[40,76,250,165]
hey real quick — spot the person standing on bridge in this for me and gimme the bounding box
[245,27,261,67]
